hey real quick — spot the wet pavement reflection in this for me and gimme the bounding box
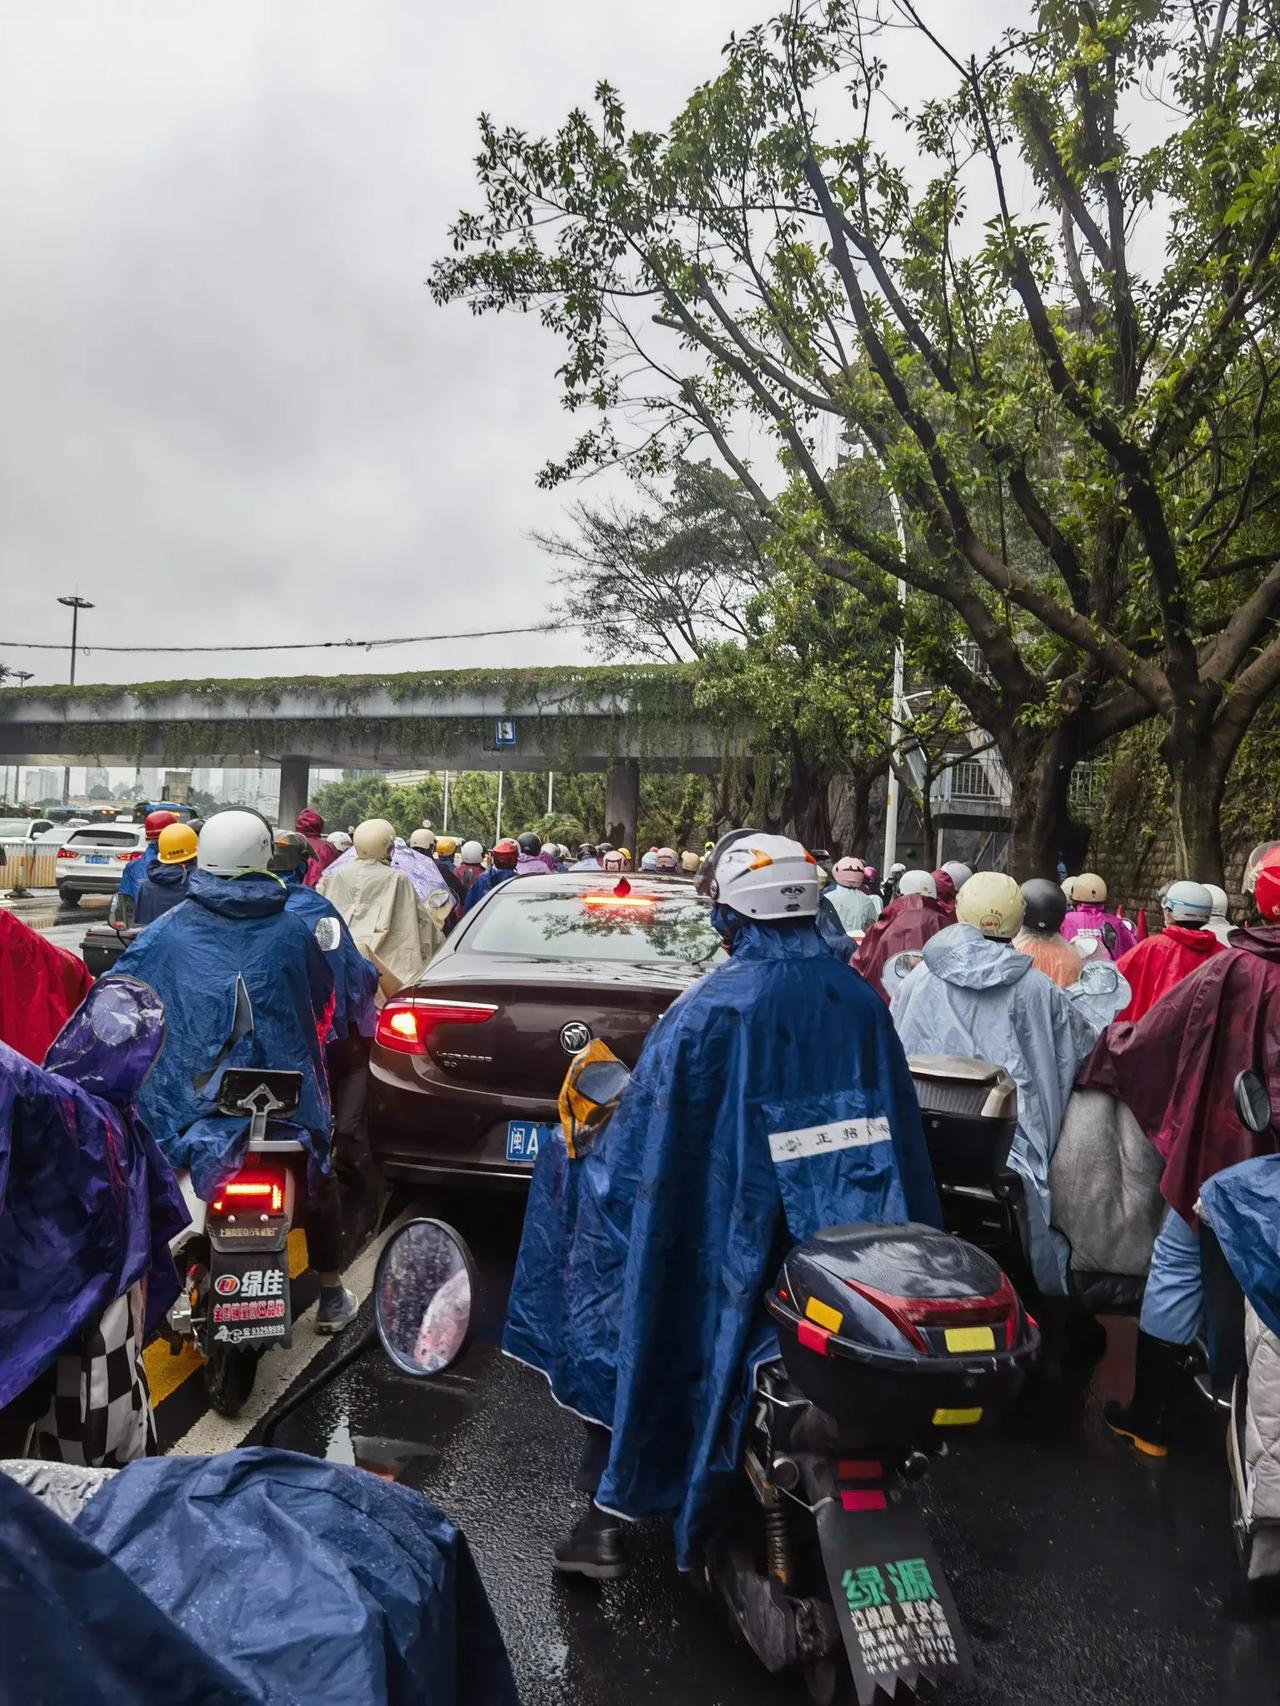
[258,1193,1280,1704]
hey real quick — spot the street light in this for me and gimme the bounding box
[57,595,94,803]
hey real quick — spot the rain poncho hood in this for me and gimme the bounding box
[282,876,379,1041]
[295,808,339,888]
[1199,1157,1280,1340]
[1,979,187,1408]
[108,870,334,1198]
[319,856,441,998]
[852,892,952,1002]
[1078,926,1280,1222]
[0,909,93,1063]
[1061,900,1138,961]
[505,916,939,1567]
[1113,924,1224,1022]
[825,884,881,936]
[117,839,158,902]
[889,923,1101,1291]
[0,1448,518,1706]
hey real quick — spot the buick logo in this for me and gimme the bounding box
[560,1021,592,1055]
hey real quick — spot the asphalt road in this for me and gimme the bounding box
[170,1190,1278,1706]
[12,892,1280,1702]
[1,887,107,954]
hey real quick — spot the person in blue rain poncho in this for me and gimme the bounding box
[504,831,940,1579]
[116,809,179,913]
[106,811,359,1335]
[887,872,1104,1297]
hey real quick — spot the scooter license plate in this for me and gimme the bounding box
[209,1249,292,1349]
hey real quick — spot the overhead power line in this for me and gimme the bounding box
[0,623,562,656]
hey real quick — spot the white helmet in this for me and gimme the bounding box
[708,832,818,920]
[897,869,937,898]
[956,871,1024,940]
[1060,875,1076,901]
[1204,882,1229,921]
[197,809,273,877]
[888,861,907,880]
[941,860,973,889]
[409,828,437,852]
[1164,879,1212,926]
[459,839,484,865]
[326,831,352,851]
[1072,872,1107,905]
[353,818,396,861]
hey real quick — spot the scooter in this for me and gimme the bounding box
[558,1050,1038,1706]
[165,1068,310,1417]
[1197,1070,1280,1596]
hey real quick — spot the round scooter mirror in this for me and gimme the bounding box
[1233,1069,1273,1135]
[373,1218,477,1376]
[1073,958,1119,995]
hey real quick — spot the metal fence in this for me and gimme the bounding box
[947,758,998,801]
[1,841,60,892]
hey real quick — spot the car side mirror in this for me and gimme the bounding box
[374,1219,476,1376]
[1233,1070,1273,1135]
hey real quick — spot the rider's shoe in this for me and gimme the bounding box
[553,1501,628,1580]
[314,1284,359,1335]
[1104,1330,1184,1457]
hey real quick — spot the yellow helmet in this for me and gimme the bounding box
[618,848,632,861]
[157,822,198,865]
[436,836,459,857]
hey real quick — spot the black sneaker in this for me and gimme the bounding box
[553,1507,628,1580]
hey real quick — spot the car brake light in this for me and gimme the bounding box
[117,849,144,862]
[375,999,498,1055]
[210,1177,285,1215]
[845,1272,1020,1352]
[56,848,76,859]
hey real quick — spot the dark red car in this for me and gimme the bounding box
[368,871,724,1186]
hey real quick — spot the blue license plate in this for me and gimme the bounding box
[506,1120,554,1164]
[84,854,108,864]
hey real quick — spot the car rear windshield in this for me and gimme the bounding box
[66,828,142,847]
[463,888,726,966]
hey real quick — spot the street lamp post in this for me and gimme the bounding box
[57,595,94,804]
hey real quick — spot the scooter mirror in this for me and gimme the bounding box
[884,950,924,983]
[1073,959,1119,994]
[1233,1069,1273,1135]
[373,1219,477,1377]
[313,916,341,953]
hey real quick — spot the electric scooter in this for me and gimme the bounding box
[165,1068,310,1417]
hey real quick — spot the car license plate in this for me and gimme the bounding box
[84,854,108,864]
[506,1121,554,1164]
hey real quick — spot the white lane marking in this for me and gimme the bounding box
[166,1225,393,1457]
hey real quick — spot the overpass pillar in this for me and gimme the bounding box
[605,757,639,853]
[276,755,311,830]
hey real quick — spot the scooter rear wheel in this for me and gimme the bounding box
[205,1345,259,1417]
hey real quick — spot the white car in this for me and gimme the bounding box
[55,823,148,905]
[0,816,86,844]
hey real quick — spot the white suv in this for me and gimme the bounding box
[56,823,148,905]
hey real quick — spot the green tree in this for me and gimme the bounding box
[432,1,1280,879]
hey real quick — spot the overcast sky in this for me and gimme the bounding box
[0,2,1016,689]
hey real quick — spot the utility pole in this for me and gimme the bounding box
[547,771,554,816]
[495,770,504,842]
[442,770,450,834]
[57,596,94,806]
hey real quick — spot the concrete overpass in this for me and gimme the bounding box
[0,665,740,850]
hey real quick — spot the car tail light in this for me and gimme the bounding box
[375,998,498,1055]
[845,1272,1020,1352]
[56,848,76,859]
[117,850,144,862]
[210,1176,285,1216]
[581,893,657,909]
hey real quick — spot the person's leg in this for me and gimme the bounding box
[310,1034,372,1333]
[1105,1210,1202,1456]
[554,1422,627,1579]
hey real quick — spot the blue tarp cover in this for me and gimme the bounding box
[1200,1155,1280,1340]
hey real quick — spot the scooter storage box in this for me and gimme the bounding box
[766,1223,1037,1445]
[908,1055,1018,1187]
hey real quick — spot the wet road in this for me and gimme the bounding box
[238,1193,1279,1706]
[0,889,106,954]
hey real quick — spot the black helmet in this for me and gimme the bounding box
[597,841,614,856]
[1021,877,1068,935]
[270,829,312,875]
[578,842,597,859]
[516,831,542,855]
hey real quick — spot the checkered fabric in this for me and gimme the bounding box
[30,1284,156,1468]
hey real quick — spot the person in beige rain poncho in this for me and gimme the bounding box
[319,818,442,1001]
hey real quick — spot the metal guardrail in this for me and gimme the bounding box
[1,839,60,894]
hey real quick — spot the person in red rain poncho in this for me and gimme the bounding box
[1078,852,1280,1456]
[295,808,338,890]
[853,869,951,1003]
[1112,880,1224,1023]
[0,911,93,1063]
[930,870,957,919]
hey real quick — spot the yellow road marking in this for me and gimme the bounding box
[143,1229,310,1408]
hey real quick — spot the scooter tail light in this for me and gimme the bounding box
[845,1272,1020,1354]
[374,999,497,1055]
[210,1178,285,1215]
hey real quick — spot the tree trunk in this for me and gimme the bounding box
[1162,726,1227,885]
[1001,716,1085,881]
